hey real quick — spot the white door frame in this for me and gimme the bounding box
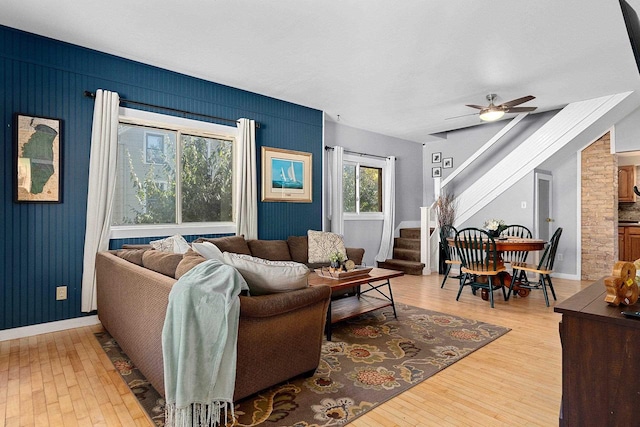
[534,171,553,241]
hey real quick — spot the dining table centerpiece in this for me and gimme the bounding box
[483,218,506,238]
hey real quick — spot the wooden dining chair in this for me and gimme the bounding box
[454,228,507,308]
[440,224,462,288]
[500,224,533,282]
[507,227,563,307]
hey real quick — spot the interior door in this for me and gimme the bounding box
[535,172,553,241]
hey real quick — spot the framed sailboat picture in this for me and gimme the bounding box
[261,146,312,202]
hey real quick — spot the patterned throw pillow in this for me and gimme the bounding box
[222,252,309,296]
[149,234,190,254]
[307,230,346,263]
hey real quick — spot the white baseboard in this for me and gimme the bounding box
[0,315,101,342]
[551,272,581,281]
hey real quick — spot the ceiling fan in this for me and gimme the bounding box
[467,93,537,122]
[448,94,537,121]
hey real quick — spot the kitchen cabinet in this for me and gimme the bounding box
[618,165,636,202]
[619,226,640,261]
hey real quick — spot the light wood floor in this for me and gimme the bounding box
[0,273,589,427]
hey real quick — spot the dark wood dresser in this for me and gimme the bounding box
[554,279,640,426]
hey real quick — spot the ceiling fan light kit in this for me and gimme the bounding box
[479,107,505,121]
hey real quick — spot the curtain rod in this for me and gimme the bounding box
[324,145,395,160]
[83,91,260,128]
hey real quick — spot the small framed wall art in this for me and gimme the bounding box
[432,167,442,178]
[14,113,63,203]
[443,157,453,169]
[261,146,312,202]
[432,152,441,163]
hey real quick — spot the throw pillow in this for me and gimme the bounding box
[142,250,184,277]
[307,230,346,263]
[222,252,309,296]
[116,248,147,265]
[175,254,207,279]
[287,235,308,264]
[192,242,224,261]
[149,234,190,254]
[247,240,292,261]
[194,235,251,255]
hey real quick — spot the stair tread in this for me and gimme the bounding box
[393,248,421,262]
[381,258,425,267]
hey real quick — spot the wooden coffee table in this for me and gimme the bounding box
[309,267,404,340]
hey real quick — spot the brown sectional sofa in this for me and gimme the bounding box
[96,234,364,402]
[193,234,365,268]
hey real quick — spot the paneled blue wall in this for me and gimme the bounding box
[0,26,323,330]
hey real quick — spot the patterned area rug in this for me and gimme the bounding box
[95,302,509,426]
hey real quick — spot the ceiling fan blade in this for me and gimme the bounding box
[500,95,535,108]
[506,106,538,113]
[445,112,478,120]
[465,104,484,110]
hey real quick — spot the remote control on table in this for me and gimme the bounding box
[621,311,640,319]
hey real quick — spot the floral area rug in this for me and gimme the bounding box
[95,302,509,426]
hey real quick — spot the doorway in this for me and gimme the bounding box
[535,171,553,241]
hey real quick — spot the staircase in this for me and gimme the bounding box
[377,228,426,275]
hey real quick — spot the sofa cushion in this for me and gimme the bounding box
[247,240,292,261]
[116,248,147,266]
[195,235,251,255]
[175,252,207,279]
[149,234,190,254]
[222,253,309,296]
[142,250,184,277]
[287,235,308,264]
[307,230,346,263]
[191,241,224,261]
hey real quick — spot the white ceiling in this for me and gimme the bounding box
[3,0,640,142]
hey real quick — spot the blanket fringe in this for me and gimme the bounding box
[165,401,233,427]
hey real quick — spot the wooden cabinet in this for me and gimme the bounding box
[619,227,626,261]
[628,227,640,261]
[619,226,640,261]
[555,281,640,426]
[618,165,636,202]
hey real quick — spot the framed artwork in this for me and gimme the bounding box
[432,152,441,163]
[443,157,453,169]
[261,146,312,202]
[14,113,62,203]
[432,167,442,178]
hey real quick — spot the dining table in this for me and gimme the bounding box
[446,236,547,298]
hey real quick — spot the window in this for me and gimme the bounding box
[145,132,166,164]
[111,108,237,238]
[343,156,383,217]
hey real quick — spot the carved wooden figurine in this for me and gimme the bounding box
[604,261,639,306]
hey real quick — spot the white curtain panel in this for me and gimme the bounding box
[235,118,258,239]
[81,89,120,312]
[329,146,344,235]
[375,156,396,263]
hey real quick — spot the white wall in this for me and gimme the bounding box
[324,121,423,264]
[614,106,640,153]
[422,111,557,207]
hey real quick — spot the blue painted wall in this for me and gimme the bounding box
[0,25,323,330]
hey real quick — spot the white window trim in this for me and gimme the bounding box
[343,153,385,218]
[110,107,239,239]
[110,223,237,239]
[344,212,384,221]
[143,131,167,165]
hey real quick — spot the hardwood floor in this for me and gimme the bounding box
[0,273,589,426]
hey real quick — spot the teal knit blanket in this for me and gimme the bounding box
[162,259,249,427]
